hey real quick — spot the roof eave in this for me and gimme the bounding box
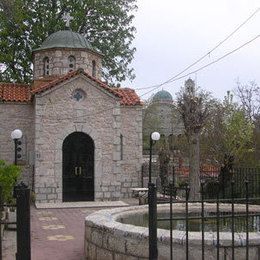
[32,46,103,57]
[0,99,32,104]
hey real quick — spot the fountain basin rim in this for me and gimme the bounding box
[85,203,260,246]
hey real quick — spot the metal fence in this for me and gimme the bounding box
[0,183,31,260]
[204,167,260,200]
[148,179,260,260]
[232,168,260,198]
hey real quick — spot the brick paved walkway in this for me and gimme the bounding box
[31,207,97,260]
[2,199,137,259]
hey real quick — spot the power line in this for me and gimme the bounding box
[5,32,260,117]
[140,34,260,98]
[4,9,260,116]
[140,85,166,98]
[167,34,260,83]
[136,7,260,92]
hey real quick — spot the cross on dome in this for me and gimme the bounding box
[62,12,73,28]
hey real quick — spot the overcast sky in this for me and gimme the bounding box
[124,0,260,101]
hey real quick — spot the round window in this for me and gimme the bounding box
[72,89,86,102]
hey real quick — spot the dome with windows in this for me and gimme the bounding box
[34,30,93,51]
[152,90,173,103]
[32,28,102,80]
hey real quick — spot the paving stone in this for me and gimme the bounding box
[30,201,138,260]
[2,229,16,260]
[42,224,65,230]
[31,206,88,260]
[38,216,58,221]
[3,199,138,260]
[47,234,75,241]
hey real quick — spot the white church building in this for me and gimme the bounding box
[0,28,143,203]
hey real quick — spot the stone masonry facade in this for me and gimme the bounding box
[0,74,142,203]
[0,28,143,203]
[33,49,102,80]
[34,75,142,202]
[0,103,34,186]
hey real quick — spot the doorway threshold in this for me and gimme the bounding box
[35,201,129,209]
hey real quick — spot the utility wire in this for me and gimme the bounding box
[5,8,260,118]
[167,34,260,83]
[140,34,260,98]
[136,7,260,92]
[7,32,260,118]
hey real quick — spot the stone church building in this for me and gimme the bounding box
[0,29,143,203]
[143,89,183,148]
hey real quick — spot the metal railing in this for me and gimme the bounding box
[148,179,260,260]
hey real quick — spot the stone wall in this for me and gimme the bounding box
[0,76,142,202]
[0,102,34,186]
[85,207,149,260]
[33,48,102,80]
[85,205,260,260]
[34,74,143,203]
[120,107,143,197]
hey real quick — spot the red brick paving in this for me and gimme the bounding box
[31,207,96,260]
[3,200,137,259]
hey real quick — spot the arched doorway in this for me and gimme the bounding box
[62,132,94,201]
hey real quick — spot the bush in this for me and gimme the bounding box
[0,160,21,203]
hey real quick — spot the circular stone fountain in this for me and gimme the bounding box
[85,203,260,260]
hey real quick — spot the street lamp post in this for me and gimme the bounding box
[148,131,160,260]
[11,129,23,165]
[149,132,160,183]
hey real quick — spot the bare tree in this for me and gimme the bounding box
[235,81,260,165]
[235,80,260,121]
[177,79,211,200]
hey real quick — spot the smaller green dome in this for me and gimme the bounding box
[34,30,93,51]
[152,90,173,103]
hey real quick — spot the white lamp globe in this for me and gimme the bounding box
[151,132,160,141]
[11,129,23,140]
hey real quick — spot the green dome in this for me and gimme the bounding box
[152,90,173,103]
[34,30,93,51]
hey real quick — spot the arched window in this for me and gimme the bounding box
[68,56,76,71]
[43,57,49,75]
[92,60,96,77]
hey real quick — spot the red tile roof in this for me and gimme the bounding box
[0,70,142,106]
[115,88,143,106]
[0,83,31,102]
